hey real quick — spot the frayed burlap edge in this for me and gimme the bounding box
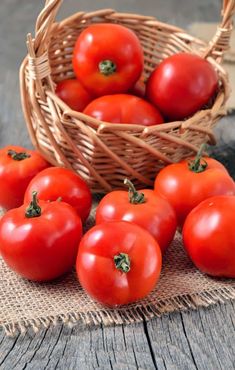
[3,286,235,337]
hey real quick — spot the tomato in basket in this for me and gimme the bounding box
[0,192,82,281]
[183,195,235,278]
[24,167,92,222]
[55,79,93,112]
[0,145,50,210]
[83,94,164,125]
[96,179,176,253]
[76,221,162,306]
[146,53,218,121]
[73,23,144,96]
[128,75,146,97]
[154,147,235,226]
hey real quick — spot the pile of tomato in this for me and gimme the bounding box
[0,24,234,307]
[56,23,218,124]
[0,142,234,307]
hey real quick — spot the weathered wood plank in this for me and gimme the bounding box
[1,301,235,370]
[146,301,235,370]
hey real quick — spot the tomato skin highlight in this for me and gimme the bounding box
[24,167,92,222]
[55,79,93,112]
[73,24,144,96]
[76,221,162,307]
[0,197,82,281]
[154,157,235,226]
[0,145,50,210]
[146,53,218,121]
[183,195,235,278]
[96,186,176,253]
[84,94,164,126]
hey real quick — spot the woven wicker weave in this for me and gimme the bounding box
[20,0,235,192]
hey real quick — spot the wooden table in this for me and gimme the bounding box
[0,1,235,369]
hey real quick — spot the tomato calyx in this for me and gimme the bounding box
[114,253,131,273]
[99,60,117,76]
[8,149,31,161]
[124,178,145,204]
[25,191,41,218]
[188,144,208,173]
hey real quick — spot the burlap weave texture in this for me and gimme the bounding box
[0,202,235,336]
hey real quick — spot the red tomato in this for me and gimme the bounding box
[154,151,235,226]
[76,221,162,306]
[83,94,164,125]
[183,195,235,278]
[0,192,82,281]
[96,179,176,253]
[146,53,218,121]
[73,24,144,96]
[129,76,146,97]
[0,145,49,210]
[55,79,93,112]
[24,167,92,222]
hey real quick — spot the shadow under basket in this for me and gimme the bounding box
[20,0,235,192]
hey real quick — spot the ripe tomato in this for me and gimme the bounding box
[154,149,235,226]
[73,24,144,96]
[96,179,176,253]
[24,167,92,222]
[128,76,146,97]
[83,94,164,125]
[183,195,235,278]
[0,145,49,210]
[55,79,93,112]
[146,53,218,121]
[76,221,162,306]
[0,192,82,281]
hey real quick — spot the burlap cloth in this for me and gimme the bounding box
[0,196,235,337]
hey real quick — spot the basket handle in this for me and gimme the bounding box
[33,0,62,56]
[27,0,235,77]
[203,0,235,60]
[25,0,62,91]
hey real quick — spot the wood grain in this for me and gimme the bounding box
[0,302,235,369]
[0,1,235,369]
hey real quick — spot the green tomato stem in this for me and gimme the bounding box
[188,144,208,173]
[99,60,117,76]
[8,149,31,161]
[114,253,131,273]
[25,191,41,218]
[124,178,145,204]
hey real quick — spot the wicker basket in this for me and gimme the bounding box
[20,0,235,192]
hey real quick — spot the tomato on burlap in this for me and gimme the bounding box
[0,192,82,281]
[76,221,162,306]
